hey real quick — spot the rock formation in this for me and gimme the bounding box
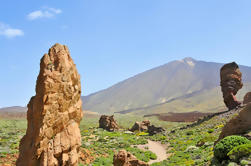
[130,120,150,132]
[113,150,149,166]
[216,103,251,143]
[243,92,251,104]
[130,120,165,135]
[99,115,119,131]
[17,43,83,166]
[148,125,165,136]
[220,62,243,110]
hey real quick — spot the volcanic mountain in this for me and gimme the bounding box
[82,57,251,115]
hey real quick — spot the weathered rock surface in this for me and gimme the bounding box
[216,103,251,142]
[99,115,119,131]
[130,120,150,132]
[243,92,251,104]
[113,150,149,166]
[220,62,243,110]
[17,43,83,166]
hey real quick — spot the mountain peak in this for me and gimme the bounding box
[178,57,196,67]
[183,57,196,62]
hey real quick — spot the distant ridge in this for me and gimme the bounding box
[0,106,27,113]
[82,57,251,114]
[0,106,27,119]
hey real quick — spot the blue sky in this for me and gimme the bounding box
[1,0,251,107]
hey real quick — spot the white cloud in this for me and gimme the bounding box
[27,7,62,20]
[0,22,24,38]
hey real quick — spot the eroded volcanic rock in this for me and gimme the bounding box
[130,120,165,135]
[216,103,251,142]
[17,43,83,166]
[113,150,149,166]
[99,115,119,131]
[130,120,150,132]
[220,62,243,110]
[243,92,251,104]
[148,125,165,136]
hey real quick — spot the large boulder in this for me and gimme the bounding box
[16,43,83,166]
[113,150,149,166]
[216,103,251,143]
[130,120,150,132]
[220,62,243,110]
[243,92,251,104]
[99,115,119,131]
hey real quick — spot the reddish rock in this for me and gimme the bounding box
[243,92,251,104]
[99,115,119,131]
[113,150,149,166]
[220,62,243,110]
[130,120,150,132]
[216,103,251,143]
[16,43,83,166]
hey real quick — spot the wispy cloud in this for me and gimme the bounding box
[0,22,24,38]
[27,7,62,21]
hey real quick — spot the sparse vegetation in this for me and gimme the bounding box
[0,110,250,166]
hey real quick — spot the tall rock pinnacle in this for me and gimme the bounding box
[220,62,243,110]
[17,43,83,166]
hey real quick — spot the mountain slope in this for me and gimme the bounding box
[82,58,251,114]
[125,82,251,115]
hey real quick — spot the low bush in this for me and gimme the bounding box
[214,135,250,160]
[227,144,251,162]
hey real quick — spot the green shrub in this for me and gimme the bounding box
[136,132,149,136]
[186,130,194,135]
[227,144,251,162]
[240,159,249,166]
[214,136,250,160]
[207,128,214,133]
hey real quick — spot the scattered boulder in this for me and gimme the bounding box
[243,92,251,104]
[216,103,251,143]
[130,120,165,135]
[113,150,149,166]
[130,120,150,132]
[148,125,165,136]
[99,115,119,131]
[16,43,83,166]
[220,62,243,110]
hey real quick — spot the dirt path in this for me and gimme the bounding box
[136,140,171,164]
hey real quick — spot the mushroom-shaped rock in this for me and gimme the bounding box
[220,62,243,110]
[16,43,83,166]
